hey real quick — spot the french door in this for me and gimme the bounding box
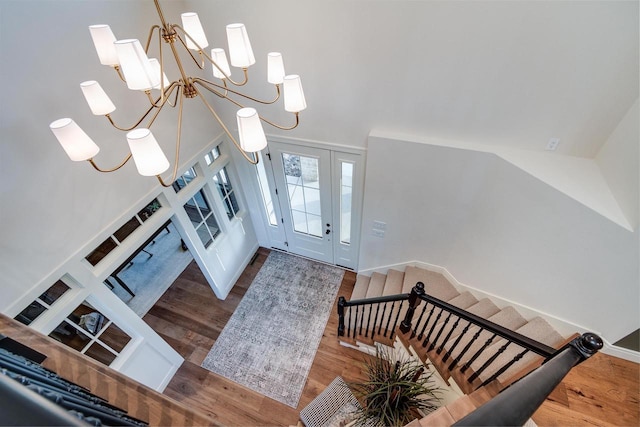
[262,141,362,269]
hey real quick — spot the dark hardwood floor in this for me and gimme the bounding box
[144,247,639,427]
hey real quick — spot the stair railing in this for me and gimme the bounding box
[399,282,568,389]
[337,294,410,341]
[453,333,603,426]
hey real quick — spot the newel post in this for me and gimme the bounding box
[337,296,346,336]
[400,282,425,333]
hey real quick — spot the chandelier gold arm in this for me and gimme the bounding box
[112,65,126,82]
[193,78,299,131]
[193,77,280,105]
[144,25,162,52]
[88,153,132,173]
[104,81,181,131]
[155,85,185,187]
[191,81,259,164]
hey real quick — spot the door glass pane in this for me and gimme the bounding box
[340,162,354,244]
[307,213,322,237]
[255,154,277,226]
[282,153,322,238]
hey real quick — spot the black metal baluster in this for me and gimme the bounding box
[371,303,381,339]
[377,302,388,335]
[389,301,405,339]
[411,302,429,339]
[461,333,497,373]
[443,321,472,363]
[449,326,483,371]
[423,307,444,346]
[383,301,396,337]
[417,305,436,341]
[479,348,530,388]
[468,340,513,384]
[365,303,374,338]
[346,306,352,338]
[337,296,346,336]
[429,312,453,351]
[438,316,461,355]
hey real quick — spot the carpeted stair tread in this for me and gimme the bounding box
[470,317,566,383]
[403,266,460,301]
[382,269,404,296]
[365,272,386,298]
[443,306,527,366]
[351,275,370,300]
[447,291,479,310]
[466,298,501,318]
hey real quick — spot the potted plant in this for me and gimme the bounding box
[348,346,441,426]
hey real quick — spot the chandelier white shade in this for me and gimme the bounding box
[210,48,231,79]
[80,81,116,116]
[237,108,268,152]
[88,25,119,66]
[267,53,285,85]
[114,39,159,91]
[126,129,170,176]
[181,13,208,50]
[50,118,100,162]
[283,75,307,113]
[50,0,306,186]
[226,23,256,68]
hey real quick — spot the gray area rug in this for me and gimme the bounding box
[201,250,345,408]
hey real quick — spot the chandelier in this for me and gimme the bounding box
[49,0,306,187]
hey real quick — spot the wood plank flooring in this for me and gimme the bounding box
[146,247,639,426]
[145,248,368,426]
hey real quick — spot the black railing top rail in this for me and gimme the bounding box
[453,333,603,426]
[338,293,409,307]
[406,282,557,358]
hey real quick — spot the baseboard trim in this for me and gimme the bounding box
[601,339,640,363]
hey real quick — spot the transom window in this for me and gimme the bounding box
[172,167,197,193]
[205,145,221,165]
[213,167,239,219]
[15,280,70,326]
[85,198,161,266]
[184,189,220,248]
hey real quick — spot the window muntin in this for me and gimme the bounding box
[85,198,162,266]
[15,280,72,326]
[340,162,354,245]
[184,189,220,248]
[172,167,197,193]
[213,167,239,219]
[255,153,277,226]
[49,301,131,366]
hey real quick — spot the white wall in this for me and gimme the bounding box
[596,99,640,231]
[192,0,638,157]
[359,135,639,344]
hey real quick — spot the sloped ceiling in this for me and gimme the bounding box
[188,0,638,157]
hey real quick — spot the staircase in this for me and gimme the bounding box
[338,266,575,425]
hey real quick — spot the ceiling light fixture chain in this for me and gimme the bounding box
[49,0,306,185]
